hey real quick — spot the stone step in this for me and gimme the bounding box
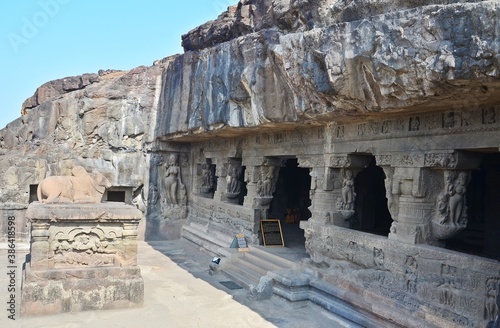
[241,252,287,274]
[222,263,261,289]
[236,255,269,276]
[181,223,233,257]
[247,246,297,269]
[309,279,404,328]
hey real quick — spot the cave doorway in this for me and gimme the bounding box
[268,158,311,248]
[446,151,500,260]
[350,156,392,236]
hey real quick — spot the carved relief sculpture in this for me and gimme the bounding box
[226,162,242,199]
[201,163,215,194]
[405,255,418,294]
[37,166,111,203]
[337,169,356,219]
[485,279,499,321]
[432,171,470,240]
[165,154,180,206]
[160,153,188,219]
[256,166,275,205]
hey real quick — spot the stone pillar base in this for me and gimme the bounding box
[21,266,143,316]
[21,202,144,316]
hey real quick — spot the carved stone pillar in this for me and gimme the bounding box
[213,159,229,202]
[379,155,434,244]
[324,155,370,227]
[30,222,50,270]
[243,157,281,220]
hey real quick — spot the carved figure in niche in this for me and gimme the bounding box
[439,264,457,307]
[447,171,468,225]
[436,192,450,224]
[257,166,274,197]
[443,112,455,129]
[37,166,111,203]
[164,153,183,207]
[339,169,356,211]
[433,171,470,239]
[347,241,358,262]
[405,255,418,294]
[373,247,384,268]
[483,107,496,124]
[201,164,214,193]
[485,279,499,321]
[227,164,242,194]
[409,116,420,131]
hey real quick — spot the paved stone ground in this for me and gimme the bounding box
[0,240,358,328]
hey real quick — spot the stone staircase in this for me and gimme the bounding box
[181,222,234,257]
[221,246,404,328]
[221,245,297,289]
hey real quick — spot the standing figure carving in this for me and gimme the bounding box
[257,166,274,197]
[433,171,470,239]
[339,169,356,211]
[201,163,214,194]
[165,153,182,207]
[447,172,468,225]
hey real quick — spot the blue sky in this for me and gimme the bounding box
[0,0,235,129]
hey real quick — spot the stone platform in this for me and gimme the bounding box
[21,202,144,316]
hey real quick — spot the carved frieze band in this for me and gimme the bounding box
[375,152,462,168]
[333,106,499,141]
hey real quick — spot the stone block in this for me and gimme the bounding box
[21,202,144,316]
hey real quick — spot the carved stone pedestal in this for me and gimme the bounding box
[21,202,144,316]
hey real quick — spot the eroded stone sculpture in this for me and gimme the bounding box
[159,152,188,222]
[164,153,183,207]
[201,163,215,194]
[226,162,242,199]
[433,171,470,239]
[37,166,111,203]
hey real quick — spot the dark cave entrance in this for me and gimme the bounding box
[350,156,392,236]
[268,158,311,248]
[446,152,500,260]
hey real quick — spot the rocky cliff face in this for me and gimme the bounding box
[0,63,166,241]
[161,0,500,140]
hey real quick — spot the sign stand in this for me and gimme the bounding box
[260,219,285,247]
[230,233,249,252]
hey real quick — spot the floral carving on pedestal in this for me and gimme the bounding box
[432,171,470,240]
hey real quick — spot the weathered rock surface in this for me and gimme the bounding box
[0,64,166,242]
[166,0,500,140]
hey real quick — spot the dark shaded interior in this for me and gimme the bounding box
[446,152,500,260]
[238,166,247,205]
[29,184,38,203]
[107,190,126,202]
[350,156,392,236]
[268,158,311,247]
